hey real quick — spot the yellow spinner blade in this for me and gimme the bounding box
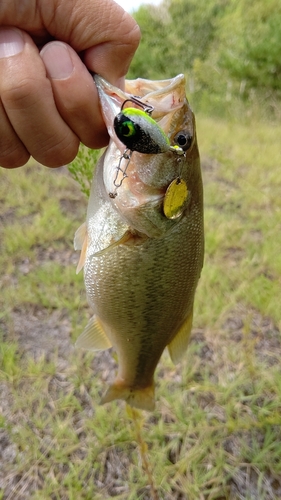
[163,178,188,219]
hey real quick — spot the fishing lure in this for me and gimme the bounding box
[114,98,184,155]
[111,96,194,217]
[114,107,170,154]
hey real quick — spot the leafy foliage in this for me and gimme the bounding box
[217,0,281,93]
[129,0,222,80]
[129,0,281,117]
[68,144,101,198]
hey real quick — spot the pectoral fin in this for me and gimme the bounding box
[74,222,88,274]
[93,230,132,256]
[168,309,193,364]
[75,315,112,351]
[74,222,86,250]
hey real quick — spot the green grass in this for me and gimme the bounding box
[196,115,281,330]
[0,114,281,499]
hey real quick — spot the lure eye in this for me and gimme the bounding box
[119,120,136,138]
[173,130,193,151]
[114,114,137,140]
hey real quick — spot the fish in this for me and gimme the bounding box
[74,74,204,411]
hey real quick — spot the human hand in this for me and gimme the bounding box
[0,0,140,168]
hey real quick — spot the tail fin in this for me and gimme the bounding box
[100,382,155,412]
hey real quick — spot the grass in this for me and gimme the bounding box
[0,112,281,499]
[196,115,281,330]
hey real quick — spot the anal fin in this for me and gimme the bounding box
[168,308,193,364]
[75,315,112,351]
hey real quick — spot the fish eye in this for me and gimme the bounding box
[173,130,193,151]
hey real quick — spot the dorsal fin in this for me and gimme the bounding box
[168,309,193,364]
[75,315,112,351]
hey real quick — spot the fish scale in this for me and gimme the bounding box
[74,74,204,411]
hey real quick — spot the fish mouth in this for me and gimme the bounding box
[94,74,187,145]
[94,74,192,209]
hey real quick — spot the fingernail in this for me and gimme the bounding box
[41,42,74,80]
[0,28,24,58]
